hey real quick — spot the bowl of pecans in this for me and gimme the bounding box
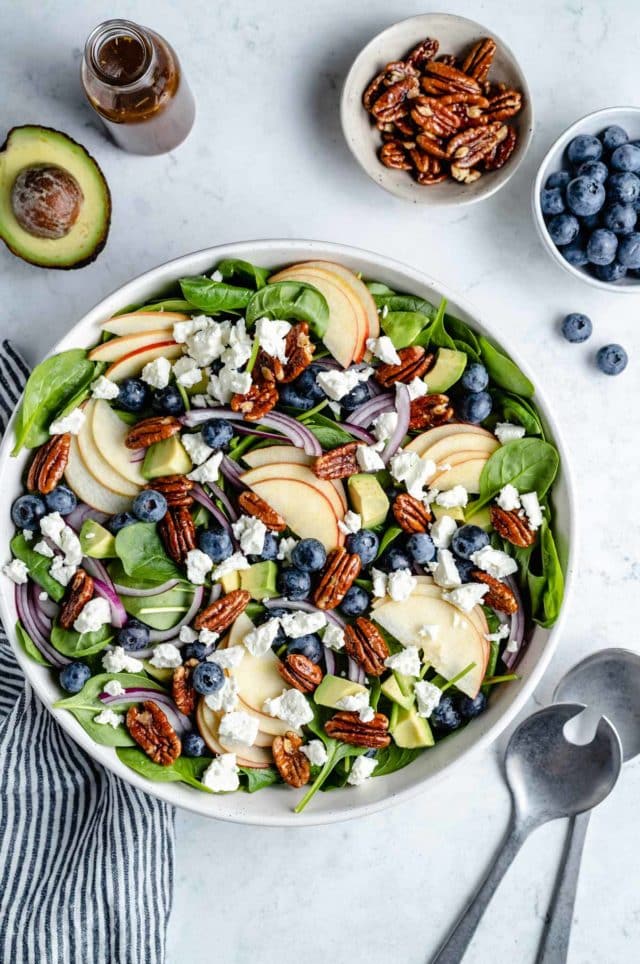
[341,13,533,205]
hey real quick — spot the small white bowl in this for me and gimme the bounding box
[341,13,534,206]
[532,106,640,293]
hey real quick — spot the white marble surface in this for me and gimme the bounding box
[3,1,640,961]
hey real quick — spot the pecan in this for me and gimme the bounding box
[410,152,447,185]
[313,548,362,610]
[363,61,419,110]
[380,139,413,170]
[272,731,310,788]
[370,76,420,123]
[422,61,481,96]
[484,89,523,122]
[461,38,497,82]
[158,505,196,564]
[437,54,458,67]
[231,351,279,421]
[490,506,536,548]
[410,96,461,137]
[484,125,517,171]
[146,474,194,508]
[415,132,449,160]
[393,114,416,138]
[124,416,181,449]
[375,346,433,387]
[324,711,391,749]
[392,492,432,533]
[238,490,286,532]
[405,37,439,69]
[409,393,454,430]
[126,701,181,766]
[279,322,315,383]
[344,617,389,676]
[313,442,360,480]
[278,653,323,693]
[58,568,94,630]
[450,164,482,184]
[194,588,251,633]
[472,570,519,615]
[26,434,70,494]
[415,168,448,186]
[171,658,199,716]
[447,122,506,167]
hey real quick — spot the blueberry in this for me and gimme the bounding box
[132,489,167,523]
[540,187,565,217]
[340,585,370,616]
[430,695,463,733]
[108,512,137,534]
[199,526,233,563]
[44,485,77,516]
[458,391,492,424]
[291,538,326,573]
[202,418,234,451]
[451,525,489,560]
[457,692,488,720]
[547,213,580,246]
[602,202,637,235]
[561,313,592,343]
[594,261,627,282]
[117,378,148,413]
[545,171,570,190]
[11,493,46,530]
[278,383,316,410]
[577,160,608,184]
[59,661,91,694]
[117,618,150,651]
[606,171,640,204]
[256,531,279,561]
[567,134,603,166]
[183,641,208,661]
[151,385,185,416]
[581,213,601,230]
[291,364,325,403]
[340,381,370,414]
[596,344,628,375]
[277,567,311,599]
[562,236,589,267]
[601,125,628,151]
[617,231,640,268]
[587,228,618,265]
[381,546,411,572]
[460,362,489,393]
[192,661,225,695]
[286,633,324,663]
[611,143,640,172]
[566,177,606,217]
[407,532,436,565]
[182,732,206,757]
[345,529,379,567]
[455,558,477,583]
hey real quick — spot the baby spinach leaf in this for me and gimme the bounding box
[478,336,534,398]
[366,281,396,296]
[293,705,367,812]
[15,619,51,666]
[117,747,213,791]
[138,299,194,313]
[370,286,435,316]
[493,391,545,438]
[372,745,423,777]
[445,313,481,355]
[476,438,559,511]
[10,533,65,601]
[247,281,329,337]
[122,584,195,631]
[239,766,280,792]
[527,520,564,628]
[12,349,97,454]
[179,276,252,313]
[376,525,402,558]
[54,672,163,746]
[115,523,182,584]
[51,623,113,658]
[381,311,431,349]
[217,258,270,290]
[416,298,456,351]
[303,415,354,449]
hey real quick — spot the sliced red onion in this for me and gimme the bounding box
[38,594,59,620]
[28,581,53,637]
[114,578,181,598]
[191,483,235,538]
[181,408,321,456]
[93,578,128,629]
[337,423,375,444]
[220,456,247,490]
[129,449,145,463]
[208,584,222,605]
[232,426,286,441]
[65,502,109,531]
[324,649,336,675]
[81,555,111,585]
[98,688,191,736]
[16,583,69,667]
[148,585,204,643]
[346,393,393,428]
[193,482,238,524]
[347,657,366,685]
[310,357,341,371]
[502,578,526,670]
[381,383,410,463]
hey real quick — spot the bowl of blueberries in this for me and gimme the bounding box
[533,106,640,291]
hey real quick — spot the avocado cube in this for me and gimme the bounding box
[426,348,467,393]
[79,519,116,558]
[142,436,192,481]
[314,674,368,710]
[381,674,415,710]
[390,706,434,748]
[347,474,389,528]
[239,561,278,600]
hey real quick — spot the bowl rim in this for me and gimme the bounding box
[340,11,535,206]
[532,105,640,293]
[0,238,576,826]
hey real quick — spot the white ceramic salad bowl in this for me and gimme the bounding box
[0,240,575,826]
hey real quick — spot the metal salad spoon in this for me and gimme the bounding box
[431,703,622,964]
[535,648,640,964]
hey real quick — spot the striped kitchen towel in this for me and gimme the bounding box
[0,341,175,964]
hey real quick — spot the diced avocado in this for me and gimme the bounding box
[79,519,116,558]
[0,125,111,269]
[426,348,467,393]
[466,505,492,531]
[142,436,192,480]
[185,371,208,395]
[432,503,465,524]
[390,706,435,749]
[314,674,368,710]
[381,674,415,710]
[142,661,174,685]
[239,561,278,600]
[220,571,241,593]
[348,474,390,528]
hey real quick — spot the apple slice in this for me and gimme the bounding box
[241,446,347,510]
[65,437,131,514]
[242,476,342,549]
[101,311,188,337]
[104,341,183,381]
[301,260,379,339]
[431,452,488,493]
[196,700,272,768]
[406,423,495,458]
[90,400,147,486]
[77,400,140,497]
[420,433,499,467]
[89,331,179,363]
[226,615,296,731]
[409,582,489,649]
[241,462,346,521]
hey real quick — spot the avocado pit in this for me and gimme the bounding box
[11,164,84,240]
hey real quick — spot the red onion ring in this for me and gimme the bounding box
[502,577,526,670]
[346,393,393,428]
[181,408,321,456]
[193,482,238,523]
[114,578,181,598]
[98,688,191,736]
[337,423,375,444]
[191,483,235,538]
[148,585,204,643]
[381,384,410,463]
[93,578,128,629]
[15,582,69,667]
[220,456,247,490]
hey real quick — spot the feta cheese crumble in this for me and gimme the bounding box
[336,691,374,723]
[356,445,385,472]
[40,512,82,566]
[149,643,182,669]
[432,549,461,589]
[198,628,219,647]
[93,709,122,729]
[222,318,253,369]
[185,548,213,585]
[322,623,345,651]
[280,610,326,638]
[173,315,209,344]
[211,552,250,582]
[187,450,223,484]
[103,679,125,697]
[179,626,199,644]
[406,377,428,400]
[497,484,521,512]
[255,318,291,363]
[372,411,398,444]
[219,710,259,747]
[33,540,54,558]
[435,485,468,509]
[387,568,417,601]
[173,355,202,388]
[207,646,245,670]
[243,618,281,657]
[181,431,213,465]
[521,491,544,530]
[366,335,401,365]
[202,753,240,793]
[470,546,518,580]
[371,568,388,598]
[263,688,314,728]
[347,756,377,786]
[430,515,457,549]
[49,557,77,587]
[232,514,267,556]
[277,537,298,563]
[300,740,328,767]
[90,375,120,400]
[102,647,143,674]
[315,366,373,402]
[207,366,251,404]
[494,422,525,445]
[414,680,442,718]
[443,583,489,612]
[384,646,421,677]
[49,407,85,436]
[390,452,436,499]
[338,510,362,536]
[205,675,239,712]
[485,624,510,643]
[141,356,171,390]
[2,559,28,585]
[73,597,111,635]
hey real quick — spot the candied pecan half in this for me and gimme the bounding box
[370,76,420,123]
[380,140,413,170]
[124,416,182,449]
[490,506,536,548]
[405,37,439,69]
[272,731,311,788]
[325,711,391,749]
[472,570,519,614]
[484,125,517,171]
[58,568,94,630]
[126,701,181,766]
[172,658,199,716]
[422,61,481,96]
[375,346,434,387]
[484,89,523,122]
[313,548,362,610]
[313,442,361,480]
[278,322,315,383]
[410,96,461,137]
[238,490,286,532]
[26,434,70,494]
[461,37,497,82]
[278,653,323,693]
[158,506,196,564]
[447,122,507,168]
[415,132,449,159]
[409,393,454,431]
[450,164,482,184]
[194,589,251,633]
[231,352,279,421]
[363,61,419,110]
[393,492,432,533]
[146,474,194,508]
[410,151,447,185]
[344,618,389,676]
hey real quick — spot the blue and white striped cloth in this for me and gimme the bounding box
[0,342,175,964]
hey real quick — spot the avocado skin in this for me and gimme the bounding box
[0,125,111,270]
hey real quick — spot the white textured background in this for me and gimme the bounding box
[2,1,640,961]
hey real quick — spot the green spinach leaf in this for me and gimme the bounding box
[217,258,270,290]
[51,623,113,658]
[122,584,195,631]
[366,281,395,296]
[10,533,65,601]
[15,619,51,666]
[371,288,435,316]
[239,766,280,792]
[372,745,423,777]
[478,336,534,397]
[180,276,252,313]
[425,299,456,351]
[476,438,559,510]
[493,390,545,438]
[293,705,367,813]
[115,523,182,584]
[381,311,431,348]
[445,313,481,355]
[54,672,163,746]
[247,281,329,337]
[376,525,402,558]
[303,414,354,449]
[527,520,564,628]
[117,747,213,791]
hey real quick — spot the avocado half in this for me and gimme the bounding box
[0,125,111,269]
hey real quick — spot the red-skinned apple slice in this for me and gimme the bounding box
[239,473,343,550]
[101,311,188,337]
[77,400,140,497]
[430,452,489,493]
[241,446,347,510]
[65,436,131,514]
[419,433,499,467]
[103,341,183,381]
[301,260,379,339]
[240,462,346,521]
[196,700,272,768]
[88,331,179,363]
[405,423,495,458]
[90,400,146,486]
